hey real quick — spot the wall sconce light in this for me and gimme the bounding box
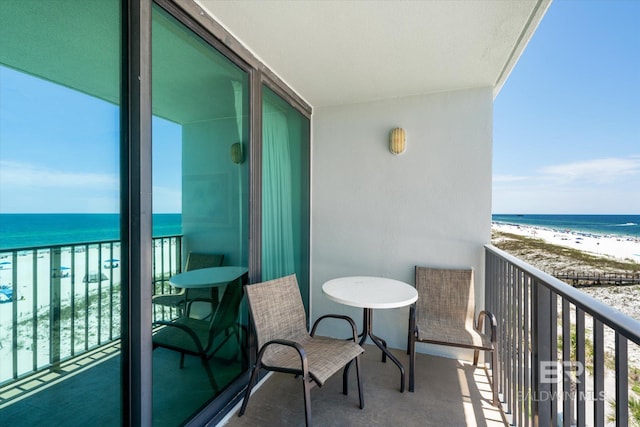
[389,128,406,155]
[231,142,244,164]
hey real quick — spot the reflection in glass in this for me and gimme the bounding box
[0,0,121,424]
[151,5,249,425]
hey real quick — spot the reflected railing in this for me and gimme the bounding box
[486,244,640,427]
[0,235,182,390]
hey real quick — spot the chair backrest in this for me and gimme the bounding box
[415,266,475,329]
[244,274,309,350]
[185,252,224,271]
[184,253,225,300]
[205,277,244,348]
[211,277,244,331]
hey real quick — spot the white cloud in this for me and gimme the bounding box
[538,156,640,184]
[492,174,530,183]
[0,161,119,213]
[493,156,640,213]
[0,160,117,189]
[152,185,182,213]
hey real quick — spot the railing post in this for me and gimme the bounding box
[576,308,586,425]
[562,299,573,427]
[11,251,19,380]
[531,280,552,427]
[593,320,605,427]
[615,334,628,427]
[50,248,62,369]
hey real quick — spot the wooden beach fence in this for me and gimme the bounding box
[553,270,640,287]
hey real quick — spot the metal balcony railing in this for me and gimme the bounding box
[486,244,640,427]
[0,235,182,387]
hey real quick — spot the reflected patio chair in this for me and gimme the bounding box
[152,276,244,391]
[152,252,224,316]
[407,266,498,405]
[239,274,364,427]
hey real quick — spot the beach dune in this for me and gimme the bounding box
[492,222,640,264]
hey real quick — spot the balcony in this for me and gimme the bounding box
[0,236,182,405]
[1,239,639,426]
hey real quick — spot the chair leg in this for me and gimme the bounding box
[473,349,479,366]
[408,334,416,392]
[355,355,364,409]
[342,362,349,396]
[210,326,236,359]
[302,376,312,427]
[239,360,262,417]
[201,356,219,392]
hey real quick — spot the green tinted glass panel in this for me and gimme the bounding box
[0,0,122,424]
[151,6,250,425]
[262,87,311,312]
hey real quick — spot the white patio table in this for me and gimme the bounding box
[168,266,248,318]
[322,276,418,392]
[169,266,248,289]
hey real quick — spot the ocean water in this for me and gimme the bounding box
[1,213,637,251]
[492,214,640,239]
[0,213,182,250]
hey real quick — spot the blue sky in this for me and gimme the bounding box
[1,1,638,215]
[493,0,640,214]
[0,66,182,213]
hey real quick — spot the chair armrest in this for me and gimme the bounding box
[152,294,183,302]
[476,310,497,343]
[152,320,207,353]
[184,297,218,317]
[258,339,309,375]
[310,314,358,342]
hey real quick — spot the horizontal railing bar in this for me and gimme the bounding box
[0,234,182,253]
[0,235,182,390]
[486,244,640,346]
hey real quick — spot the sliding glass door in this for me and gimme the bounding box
[0,1,310,424]
[0,0,122,424]
[151,5,249,425]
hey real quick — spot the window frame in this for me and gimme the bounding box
[123,1,312,425]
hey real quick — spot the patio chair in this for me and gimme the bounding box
[239,274,364,426]
[407,266,498,405]
[152,252,224,315]
[152,275,244,391]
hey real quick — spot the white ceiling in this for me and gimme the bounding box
[196,0,551,108]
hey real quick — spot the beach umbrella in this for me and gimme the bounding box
[103,259,120,268]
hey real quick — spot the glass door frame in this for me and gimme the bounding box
[122,1,311,425]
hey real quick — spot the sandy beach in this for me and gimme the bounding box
[0,240,178,382]
[492,221,640,264]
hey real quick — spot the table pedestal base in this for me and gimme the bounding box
[348,308,405,393]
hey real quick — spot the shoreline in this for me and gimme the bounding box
[492,221,640,264]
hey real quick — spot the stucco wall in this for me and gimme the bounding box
[310,87,493,360]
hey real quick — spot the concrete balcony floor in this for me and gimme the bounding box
[222,344,507,427]
[0,343,506,426]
